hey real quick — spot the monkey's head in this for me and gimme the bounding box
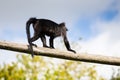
[59,22,68,31]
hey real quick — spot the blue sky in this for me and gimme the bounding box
[70,5,119,41]
[0,0,120,79]
[81,0,118,39]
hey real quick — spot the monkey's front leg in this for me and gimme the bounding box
[63,36,76,53]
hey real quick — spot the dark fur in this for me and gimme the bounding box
[26,17,76,57]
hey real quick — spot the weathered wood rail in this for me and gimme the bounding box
[0,41,120,66]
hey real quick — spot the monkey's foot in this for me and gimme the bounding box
[43,45,49,48]
[32,43,37,47]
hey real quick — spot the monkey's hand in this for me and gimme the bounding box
[68,49,76,53]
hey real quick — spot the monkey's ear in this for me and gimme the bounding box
[59,22,65,26]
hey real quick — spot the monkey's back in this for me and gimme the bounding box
[38,19,58,27]
[38,19,62,37]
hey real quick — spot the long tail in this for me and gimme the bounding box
[26,21,34,57]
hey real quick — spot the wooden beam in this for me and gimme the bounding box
[0,41,120,66]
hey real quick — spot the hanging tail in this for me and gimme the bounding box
[26,20,34,57]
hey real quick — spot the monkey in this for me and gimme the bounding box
[26,17,76,57]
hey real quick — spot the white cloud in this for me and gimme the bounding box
[77,13,120,57]
[78,32,120,56]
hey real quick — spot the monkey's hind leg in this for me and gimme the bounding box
[40,35,49,48]
[30,34,39,47]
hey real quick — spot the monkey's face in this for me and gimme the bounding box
[59,22,68,31]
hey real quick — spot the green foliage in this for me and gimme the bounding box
[0,62,26,80]
[0,54,105,80]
